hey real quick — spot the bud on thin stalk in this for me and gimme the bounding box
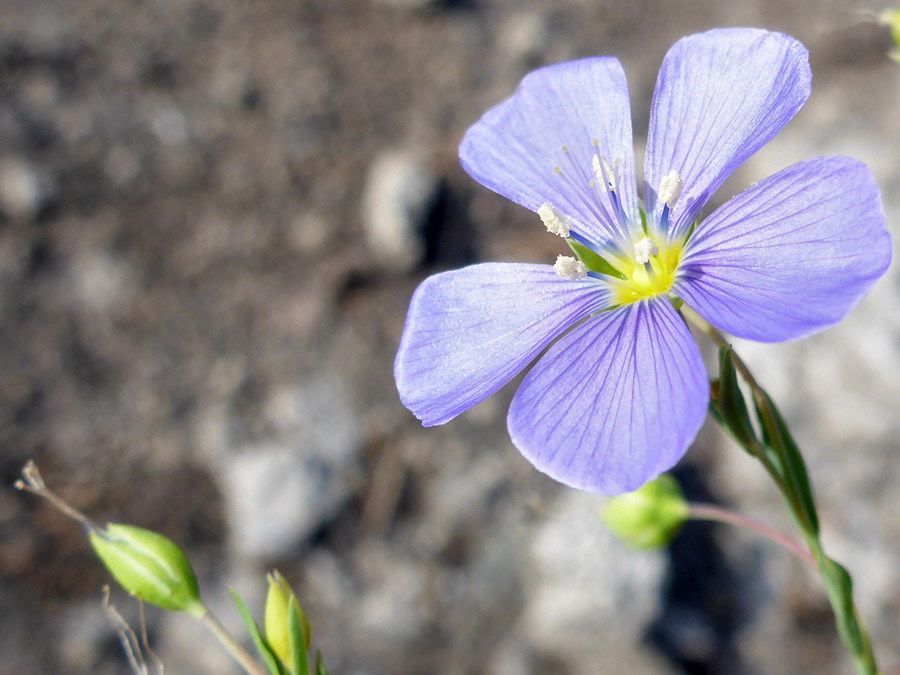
[89,523,206,618]
[602,474,688,549]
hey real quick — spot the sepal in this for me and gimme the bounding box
[567,238,626,279]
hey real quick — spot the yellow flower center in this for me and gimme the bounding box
[610,236,684,306]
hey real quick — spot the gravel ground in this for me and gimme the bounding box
[2,1,899,673]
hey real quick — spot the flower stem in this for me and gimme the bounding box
[199,609,269,675]
[681,306,880,675]
[687,502,816,569]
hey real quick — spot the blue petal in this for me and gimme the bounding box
[644,28,811,240]
[675,156,891,342]
[507,298,708,495]
[395,263,614,427]
[459,57,639,248]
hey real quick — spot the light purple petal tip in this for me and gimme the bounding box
[645,28,811,239]
[395,263,613,427]
[675,155,892,342]
[459,57,639,247]
[507,299,708,496]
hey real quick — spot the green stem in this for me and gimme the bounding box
[200,608,269,675]
[687,503,816,569]
[681,306,880,675]
[805,537,879,675]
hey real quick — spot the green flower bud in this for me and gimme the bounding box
[882,9,900,46]
[265,570,311,667]
[602,474,689,549]
[89,523,205,618]
[881,9,900,62]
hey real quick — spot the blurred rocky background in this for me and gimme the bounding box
[1,1,899,673]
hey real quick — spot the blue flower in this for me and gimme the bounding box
[394,28,891,495]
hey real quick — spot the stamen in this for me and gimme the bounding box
[589,152,636,249]
[659,171,683,207]
[633,236,659,265]
[592,155,616,191]
[550,145,633,257]
[538,203,572,238]
[554,255,587,281]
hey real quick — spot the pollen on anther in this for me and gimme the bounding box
[659,171,683,207]
[633,236,659,264]
[554,255,587,280]
[538,203,572,238]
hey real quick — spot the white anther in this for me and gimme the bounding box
[658,171,683,207]
[633,236,659,265]
[592,155,616,191]
[554,255,587,281]
[538,203,572,238]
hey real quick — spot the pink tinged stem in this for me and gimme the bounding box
[687,502,817,569]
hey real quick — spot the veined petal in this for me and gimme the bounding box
[459,57,639,247]
[675,155,891,342]
[645,28,811,240]
[395,263,614,427]
[507,299,708,495]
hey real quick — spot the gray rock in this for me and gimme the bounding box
[149,104,191,146]
[0,156,51,222]
[67,252,135,314]
[221,379,361,559]
[519,491,674,674]
[57,602,113,672]
[499,12,549,63]
[361,150,438,271]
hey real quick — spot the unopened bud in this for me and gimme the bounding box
[880,9,900,44]
[602,474,688,549]
[89,523,205,617]
[265,570,311,667]
[880,9,900,61]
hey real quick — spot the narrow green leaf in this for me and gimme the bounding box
[821,557,866,657]
[566,239,626,279]
[289,597,311,675]
[713,346,758,451]
[315,651,329,675]
[753,391,819,536]
[229,589,287,675]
